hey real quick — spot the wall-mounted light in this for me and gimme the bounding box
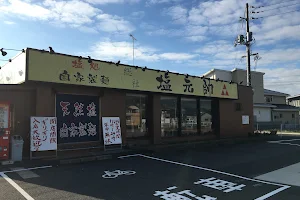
[115,60,120,66]
[88,56,92,63]
[0,48,7,56]
[49,46,55,54]
[142,66,147,71]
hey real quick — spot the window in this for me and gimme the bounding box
[181,98,197,136]
[265,96,273,103]
[161,96,178,137]
[292,113,295,118]
[126,94,148,138]
[279,113,283,118]
[235,103,242,111]
[200,99,213,134]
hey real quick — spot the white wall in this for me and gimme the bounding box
[215,71,232,81]
[254,107,272,122]
[0,52,26,84]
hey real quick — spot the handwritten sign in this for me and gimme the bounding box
[56,94,99,144]
[102,117,122,145]
[30,117,57,151]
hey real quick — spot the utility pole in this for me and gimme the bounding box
[235,3,260,87]
[129,34,137,66]
[245,3,251,87]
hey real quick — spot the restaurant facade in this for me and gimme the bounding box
[0,48,254,159]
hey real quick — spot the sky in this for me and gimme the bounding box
[0,0,300,95]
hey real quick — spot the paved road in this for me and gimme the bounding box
[1,136,300,200]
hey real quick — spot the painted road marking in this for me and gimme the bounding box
[0,172,34,200]
[102,170,136,179]
[1,165,52,174]
[11,167,40,179]
[0,165,52,200]
[119,154,291,200]
[256,161,300,187]
[268,138,300,143]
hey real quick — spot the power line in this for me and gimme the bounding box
[252,2,300,13]
[252,0,299,9]
[252,9,300,19]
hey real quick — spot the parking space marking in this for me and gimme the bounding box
[1,165,52,174]
[268,139,300,143]
[0,172,34,200]
[254,186,290,200]
[255,161,300,187]
[11,167,40,179]
[120,154,291,200]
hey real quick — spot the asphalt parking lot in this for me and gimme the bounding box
[1,136,300,200]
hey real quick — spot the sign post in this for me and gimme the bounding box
[102,117,122,151]
[30,117,57,160]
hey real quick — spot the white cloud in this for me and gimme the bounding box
[159,53,197,60]
[261,67,300,96]
[97,14,135,33]
[0,0,135,34]
[164,5,187,24]
[85,0,140,4]
[86,38,197,63]
[3,20,15,25]
[146,0,182,6]
[185,36,206,42]
[130,11,145,19]
[0,0,52,20]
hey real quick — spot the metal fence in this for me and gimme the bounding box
[254,122,300,133]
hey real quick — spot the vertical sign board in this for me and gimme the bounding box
[0,103,10,160]
[30,117,57,151]
[102,117,122,147]
[56,94,100,144]
[242,115,250,125]
[0,104,9,129]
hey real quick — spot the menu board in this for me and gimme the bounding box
[30,117,57,151]
[102,117,122,145]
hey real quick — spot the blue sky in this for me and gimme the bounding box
[1,0,300,95]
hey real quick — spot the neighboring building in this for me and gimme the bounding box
[0,48,253,160]
[203,68,299,124]
[264,89,299,124]
[287,95,300,123]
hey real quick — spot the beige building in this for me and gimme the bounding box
[203,68,299,124]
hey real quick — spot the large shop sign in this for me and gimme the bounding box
[56,94,99,144]
[27,49,238,99]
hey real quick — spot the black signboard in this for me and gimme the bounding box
[56,94,99,144]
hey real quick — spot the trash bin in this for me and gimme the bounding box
[11,135,24,162]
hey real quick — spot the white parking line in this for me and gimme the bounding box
[1,165,52,174]
[254,186,290,200]
[119,154,291,200]
[0,172,34,200]
[0,165,52,200]
[268,139,300,143]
